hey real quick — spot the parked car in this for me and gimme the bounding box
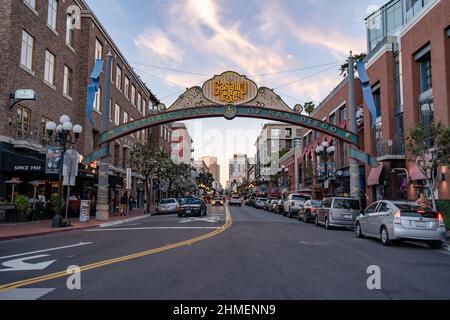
[156,198,179,215]
[264,198,277,211]
[316,197,361,229]
[298,200,322,223]
[275,199,286,214]
[178,198,207,217]
[246,196,256,207]
[211,197,224,206]
[269,199,280,212]
[254,198,268,209]
[229,196,242,207]
[283,194,312,218]
[355,201,446,248]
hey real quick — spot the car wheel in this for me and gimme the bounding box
[380,226,391,246]
[429,241,442,249]
[315,215,319,226]
[325,217,331,230]
[355,222,364,238]
[178,213,183,217]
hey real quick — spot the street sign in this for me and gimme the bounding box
[14,89,36,100]
[45,147,61,174]
[63,149,79,186]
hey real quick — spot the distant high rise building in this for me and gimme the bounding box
[229,154,248,186]
[171,123,193,165]
[201,156,220,183]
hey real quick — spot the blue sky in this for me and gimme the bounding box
[85,0,387,185]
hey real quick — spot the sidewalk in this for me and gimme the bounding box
[0,208,153,241]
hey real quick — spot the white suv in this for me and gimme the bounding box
[283,194,312,218]
[229,196,242,207]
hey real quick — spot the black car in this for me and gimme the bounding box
[178,198,207,217]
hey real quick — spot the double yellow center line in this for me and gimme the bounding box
[0,206,233,293]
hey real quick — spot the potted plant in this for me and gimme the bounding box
[14,195,31,222]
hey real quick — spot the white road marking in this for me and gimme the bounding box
[99,215,150,228]
[0,242,93,260]
[0,255,56,272]
[0,288,55,300]
[179,217,221,224]
[85,226,221,232]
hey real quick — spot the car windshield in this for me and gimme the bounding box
[311,200,322,207]
[333,199,360,210]
[182,198,202,205]
[292,195,310,201]
[160,199,175,204]
[232,196,240,199]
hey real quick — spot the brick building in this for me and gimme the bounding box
[298,0,449,205]
[0,0,159,206]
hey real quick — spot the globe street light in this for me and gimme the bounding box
[315,141,336,193]
[46,115,83,228]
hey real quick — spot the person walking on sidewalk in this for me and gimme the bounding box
[120,192,128,216]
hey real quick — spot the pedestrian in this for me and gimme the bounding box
[416,193,431,207]
[120,192,128,216]
[129,195,135,212]
[111,194,118,216]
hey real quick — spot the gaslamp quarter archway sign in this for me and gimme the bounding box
[82,71,359,166]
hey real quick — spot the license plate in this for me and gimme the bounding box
[342,214,351,219]
[186,210,191,214]
[415,221,427,228]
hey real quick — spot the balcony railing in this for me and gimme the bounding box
[376,139,405,160]
[11,123,49,148]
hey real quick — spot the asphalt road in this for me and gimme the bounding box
[1,204,450,300]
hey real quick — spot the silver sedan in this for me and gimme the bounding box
[355,200,446,249]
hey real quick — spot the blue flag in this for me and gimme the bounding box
[356,61,377,128]
[86,59,104,128]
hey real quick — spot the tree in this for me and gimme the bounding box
[303,101,316,115]
[340,52,367,77]
[164,161,192,196]
[407,122,450,210]
[196,172,214,190]
[131,142,167,213]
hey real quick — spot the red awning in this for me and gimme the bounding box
[411,164,426,181]
[367,164,383,186]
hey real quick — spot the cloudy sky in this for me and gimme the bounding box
[85,0,386,186]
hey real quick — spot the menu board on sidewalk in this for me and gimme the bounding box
[79,200,90,222]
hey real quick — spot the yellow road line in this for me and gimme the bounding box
[0,206,233,293]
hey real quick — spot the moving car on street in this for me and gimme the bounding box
[254,198,268,209]
[315,197,361,229]
[229,195,242,207]
[155,198,179,215]
[178,198,207,217]
[211,197,224,206]
[298,200,322,223]
[355,200,446,248]
[283,194,312,218]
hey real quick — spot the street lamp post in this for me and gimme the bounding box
[278,167,289,193]
[46,115,83,228]
[316,141,336,194]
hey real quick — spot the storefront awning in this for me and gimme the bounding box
[367,164,383,186]
[411,165,426,181]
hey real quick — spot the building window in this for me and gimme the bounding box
[21,30,34,71]
[41,117,51,143]
[131,85,136,105]
[285,128,292,138]
[329,113,336,126]
[373,87,381,120]
[44,50,55,85]
[17,106,31,137]
[386,0,402,35]
[123,111,129,124]
[395,112,404,140]
[394,54,402,111]
[419,53,432,93]
[63,66,73,97]
[124,77,130,98]
[66,15,74,47]
[137,93,142,112]
[420,100,434,141]
[142,99,147,116]
[47,0,58,30]
[95,39,103,60]
[116,65,122,90]
[367,10,384,52]
[339,105,346,122]
[296,129,301,138]
[24,0,36,9]
[115,104,121,125]
[94,87,102,113]
[271,128,281,138]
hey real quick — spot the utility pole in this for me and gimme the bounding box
[348,52,361,199]
[96,51,113,221]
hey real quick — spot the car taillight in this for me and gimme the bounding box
[394,210,401,224]
[438,213,445,227]
[311,208,316,213]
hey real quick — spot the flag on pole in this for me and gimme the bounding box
[356,61,377,128]
[86,59,104,128]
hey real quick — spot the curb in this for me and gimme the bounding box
[0,214,149,241]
